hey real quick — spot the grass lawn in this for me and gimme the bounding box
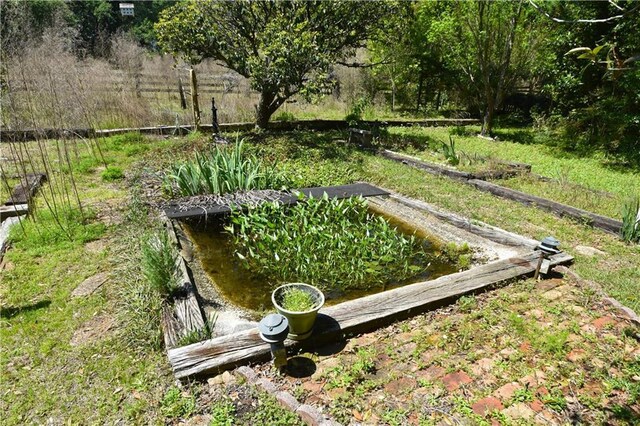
[385,126,640,220]
[1,127,638,424]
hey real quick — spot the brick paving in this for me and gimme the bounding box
[245,275,640,425]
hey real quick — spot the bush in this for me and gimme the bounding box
[227,195,427,293]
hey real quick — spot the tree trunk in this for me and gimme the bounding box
[416,74,424,112]
[255,91,277,129]
[481,103,495,136]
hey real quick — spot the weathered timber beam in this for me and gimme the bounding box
[386,192,540,249]
[168,250,573,379]
[5,173,46,205]
[468,179,622,235]
[160,214,206,348]
[0,204,29,221]
[381,150,473,181]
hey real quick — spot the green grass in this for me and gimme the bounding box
[386,126,640,220]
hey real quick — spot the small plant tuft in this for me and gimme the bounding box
[280,287,316,312]
[140,231,180,298]
[621,195,640,243]
[101,166,125,181]
[440,135,460,166]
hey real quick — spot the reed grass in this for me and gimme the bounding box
[621,196,640,244]
[164,141,287,196]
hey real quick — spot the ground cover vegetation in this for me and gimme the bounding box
[1,127,638,424]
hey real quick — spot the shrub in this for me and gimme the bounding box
[227,195,427,293]
[164,141,288,196]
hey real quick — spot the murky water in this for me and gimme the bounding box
[182,210,457,312]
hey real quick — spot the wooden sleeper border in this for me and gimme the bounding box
[161,186,574,379]
[381,149,623,236]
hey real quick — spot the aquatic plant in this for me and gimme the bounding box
[226,195,428,293]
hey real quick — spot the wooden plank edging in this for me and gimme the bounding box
[468,180,622,235]
[160,213,206,348]
[167,250,573,379]
[381,149,623,236]
[385,192,540,249]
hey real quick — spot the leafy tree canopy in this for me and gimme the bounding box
[155,0,398,128]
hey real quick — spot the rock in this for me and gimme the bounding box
[591,316,616,330]
[566,349,587,363]
[574,245,605,257]
[71,272,108,297]
[541,290,563,301]
[494,382,521,401]
[502,403,535,420]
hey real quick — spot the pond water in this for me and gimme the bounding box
[182,210,458,312]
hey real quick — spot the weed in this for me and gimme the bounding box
[227,195,428,293]
[382,408,409,426]
[160,386,196,419]
[620,195,640,243]
[209,399,235,426]
[164,141,287,196]
[177,311,219,346]
[456,295,477,313]
[280,288,316,312]
[101,166,124,181]
[439,242,472,270]
[541,390,567,411]
[511,387,534,403]
[273,110,296,122]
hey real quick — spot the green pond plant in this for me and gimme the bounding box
[226,195,428,294]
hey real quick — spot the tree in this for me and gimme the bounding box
[155,0,397,128]
[421,0,548,135]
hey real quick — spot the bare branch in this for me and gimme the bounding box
[528,0,640,23]
[337,59,392,68]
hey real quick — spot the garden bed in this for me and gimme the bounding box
[161,183,573,379]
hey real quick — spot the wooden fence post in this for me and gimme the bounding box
[211,97,220,134]
[178,78,187,110]
[189,68,201,131]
